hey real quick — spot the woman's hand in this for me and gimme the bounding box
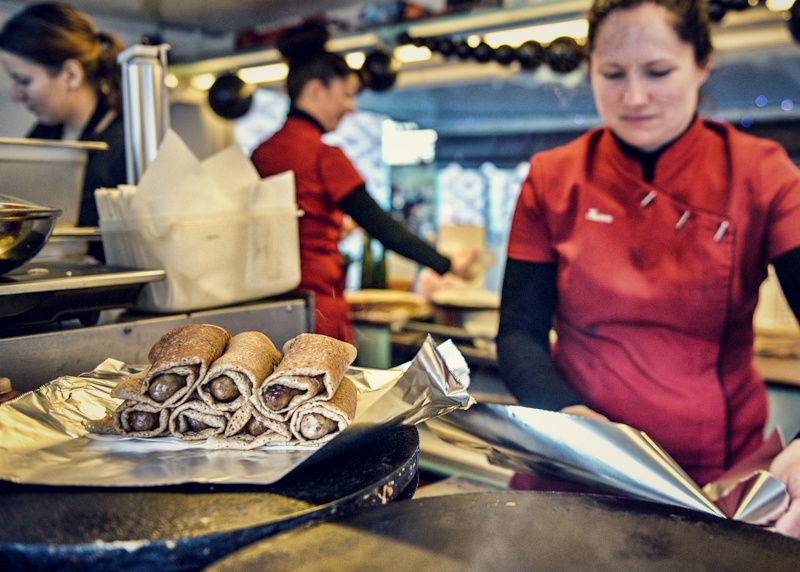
[448,247,480,280]
[340,215,358,240]
[769,439,800,539]
[560,404,609,422]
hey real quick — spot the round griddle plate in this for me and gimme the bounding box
[0,425,419,572]
[205,490,800,572]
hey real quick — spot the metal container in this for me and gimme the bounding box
[0,194,61,275]
[0,137,106,227]
[118,44,171,185]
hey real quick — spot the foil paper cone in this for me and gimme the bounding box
[427,402,788,523]
[727,470,791,524]
[702,431,789,523]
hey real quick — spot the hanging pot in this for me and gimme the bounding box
[208,73,255,119]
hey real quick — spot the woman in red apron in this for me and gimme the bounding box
[497,0,800,539]
[251,23,476,345]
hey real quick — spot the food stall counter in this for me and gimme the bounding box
[0,289,314,394]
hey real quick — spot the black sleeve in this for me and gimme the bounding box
[496,258,583,410]
[339,185,451,275]
[772,246,800,322]
[26,122,60,139]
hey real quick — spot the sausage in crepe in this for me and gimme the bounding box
[110,370,161,408]
[253,333,357,418]
[83,396,169,438]
[197,331,282,411]
[140,323,231,408]
[289,377,358,446]
[168,399,230,441]
[206,402,292,450]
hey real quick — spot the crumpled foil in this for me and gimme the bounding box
[426,402,789,525]
[0,335,474,487]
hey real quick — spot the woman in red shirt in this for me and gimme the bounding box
[497,0,800,538]
[251,23,475,344]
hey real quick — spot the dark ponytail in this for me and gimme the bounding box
[277,21,355,103]
[94,30,125,111]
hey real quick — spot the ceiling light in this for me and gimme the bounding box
[164,73,179,89]
[345,51,366,69]
[405,0,591,37]
[765,0,794,11]
[712,19,793,50]
[237,63,288,84]
[394,45,432,63]
[483,18,588,48]
[466,35,482,48]
[190,73,216,90]
[327,33,380,53]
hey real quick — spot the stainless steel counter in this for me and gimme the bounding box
[0,291,313,393]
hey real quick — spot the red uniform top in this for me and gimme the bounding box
[251,113,364,343]
[508,116,800,484]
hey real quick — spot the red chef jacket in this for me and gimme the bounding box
[251,113,364,344]
[507,115,800,485]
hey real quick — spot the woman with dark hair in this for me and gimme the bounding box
[251,22,477,344]
[0,2,127,261]
[497,0,800,537]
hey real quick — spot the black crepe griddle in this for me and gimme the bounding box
[0,425,419,572]
[205,490,800,571]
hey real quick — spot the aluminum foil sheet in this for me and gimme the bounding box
[0,335,473,487]
[426,402,789,525]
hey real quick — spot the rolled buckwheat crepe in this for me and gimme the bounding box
[289,377,358,446]
[138,323,231,408]
[110,370,159,407]
[168,399,230,441]
[115,400,171,437]
[252,333,357,419]
[206,402,292,450]
[82,396,170,438]
[197,331,282,412]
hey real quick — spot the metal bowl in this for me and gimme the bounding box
[0,195,61,275]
